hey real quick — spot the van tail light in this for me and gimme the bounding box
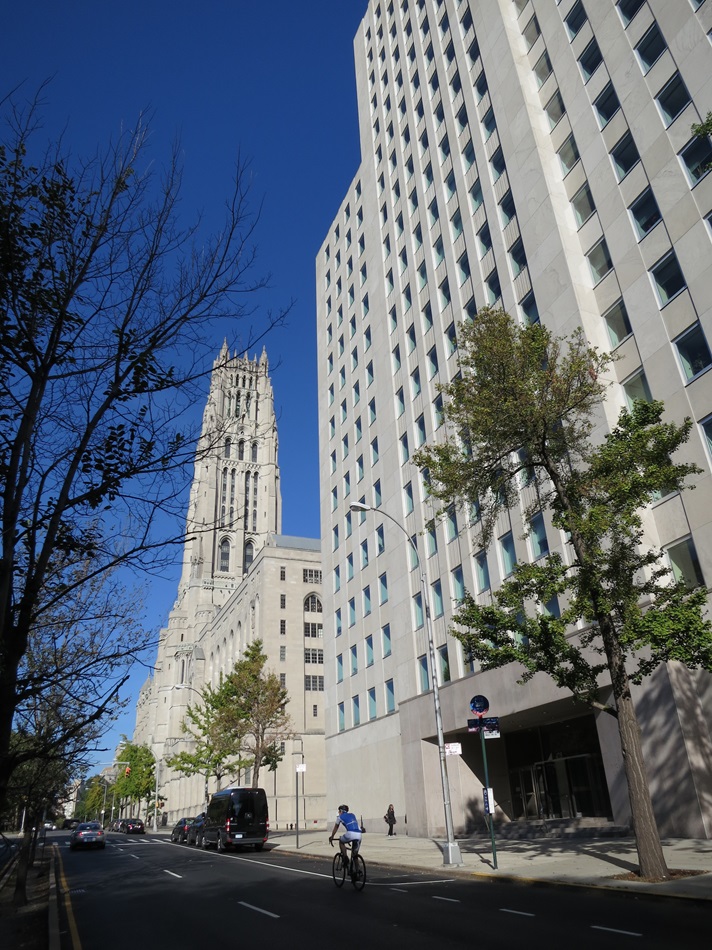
[226,818,230,833]
[266,820,270,832]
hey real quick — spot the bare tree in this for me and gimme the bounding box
[0,91,287,809]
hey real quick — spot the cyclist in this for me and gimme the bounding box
[329,804,362,868]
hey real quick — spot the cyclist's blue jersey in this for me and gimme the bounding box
[337,811,360,833]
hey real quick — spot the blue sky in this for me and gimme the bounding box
[2,0,369,770]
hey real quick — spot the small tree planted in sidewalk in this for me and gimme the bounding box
[414,308,712,880]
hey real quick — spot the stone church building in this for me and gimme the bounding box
[132,345,325,828]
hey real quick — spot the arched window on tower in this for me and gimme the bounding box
[238,440,245,460]
[244,471,251,526]
[225,438,231,458]
[219,538,230,572]
[253,472,258,531]
[244,541,254,573]
[251,442,258,462]
[305,594,323,613]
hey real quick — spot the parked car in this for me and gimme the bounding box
[119,818,145,834]
[69,821,106,850]
[170,817,193,843]
[187,812,206,846]
[202,787,268,852]
[111,818,123,831]
[62,818,80,830]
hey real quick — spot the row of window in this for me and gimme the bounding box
[337,679,396,731]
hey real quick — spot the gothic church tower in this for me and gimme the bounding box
[178,342,282,605]
[136,345,283,757]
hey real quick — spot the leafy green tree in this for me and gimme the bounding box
[166,682,248,800]
[220,640,292,787]
[0,92,286,812]
[114,741,154,817]
[414,308,712,880]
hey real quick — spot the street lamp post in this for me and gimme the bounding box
[292,738,305,848]
[350,502,463,867]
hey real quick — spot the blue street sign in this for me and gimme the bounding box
[470,694,489,716]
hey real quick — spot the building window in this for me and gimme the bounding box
[680,135,712,184]
[657,73,691,127]
[565,1,587,39]
[475,550,491,592]
[491,148,506,181]
[219,539,230,572]
[338,702,345,732]
[470,179,484,211]
[280,673,286,687]
[363,585,372,616]
[603,298,632,348]
[382,623,392,658]
[558,134,580,175]
[280,594,286,609]
[587,239,613,284]
[452,565,465,603]
[523,15,540,50]
[280,619,286,636]
[486,269,501,304]
[534,50,552,87]
[675,323,712,382]
[629,187,661,238]
[651,252,686,306]
[349,597,356,627]
[281,566,286,581]
[431,579,444,618]
[280,645,286,662]
[510,239,527,277]
[667,537,705,588]
[579,39,603,81]
[500,531,517,576]
[545,90,566,129]
[571,182,596,227]
[593,82,620,128]
[611,131,640,181]
[530,511,550,559]
[618,0,645,26]
[418,654,430,691]
[336,654,344,683]
[379,572,389,604]
[368,687,377,721]
[623,370,652,408]
[413,591,424,628]
[636,23,667,73]
[521,292,539,325]
[404,480,414,512]
[385,678,396,713]
[438,645,451,684]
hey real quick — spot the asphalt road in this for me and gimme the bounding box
[52,831,711,950]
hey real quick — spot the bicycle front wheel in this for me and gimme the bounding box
[351,853,366,891]
[332,852,347,887]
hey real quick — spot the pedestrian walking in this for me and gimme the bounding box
[384,803,396,837]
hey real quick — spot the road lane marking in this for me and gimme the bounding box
[239,901,279,918]
[500,909,535,917]
[592,926,641,937]
[391,888,409,892]
[164,870,182,878]
[128,854,140,860]
[433,896,460,903]
[54,845,83,950]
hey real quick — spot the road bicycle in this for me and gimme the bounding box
[330,839,366,891]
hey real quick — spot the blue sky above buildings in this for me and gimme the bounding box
[2,0,369,768]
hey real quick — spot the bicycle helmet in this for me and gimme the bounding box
[338,804,349,812]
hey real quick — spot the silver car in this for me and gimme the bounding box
[69,821,106,850]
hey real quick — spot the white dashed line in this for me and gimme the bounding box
[591,926,641,937]
[164,870,182,879]
[239,902,279,918]
[500,909,535,917]
[433,896,460,903]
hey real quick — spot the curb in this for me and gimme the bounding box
[275,845,712,903]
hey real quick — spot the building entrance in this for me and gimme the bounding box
[504,714,612,821]
[509,753,610,820]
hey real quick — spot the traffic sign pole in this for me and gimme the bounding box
[471,695,498,870]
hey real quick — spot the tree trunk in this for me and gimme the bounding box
[13,826,34,907]
[600,616,669,879]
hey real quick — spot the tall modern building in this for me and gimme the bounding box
[317,0,712,838]
[133,346,326,827]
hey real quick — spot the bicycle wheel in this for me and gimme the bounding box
[332,852,347,887]
[351,853,366,891]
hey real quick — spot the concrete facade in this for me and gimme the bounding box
[316,0,712,838]
[133,347,326,828]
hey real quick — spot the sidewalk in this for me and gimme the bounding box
[267,829,712,900]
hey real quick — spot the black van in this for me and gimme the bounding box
[202,787,269,852]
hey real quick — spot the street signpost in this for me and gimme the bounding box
[470,695,498,870]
